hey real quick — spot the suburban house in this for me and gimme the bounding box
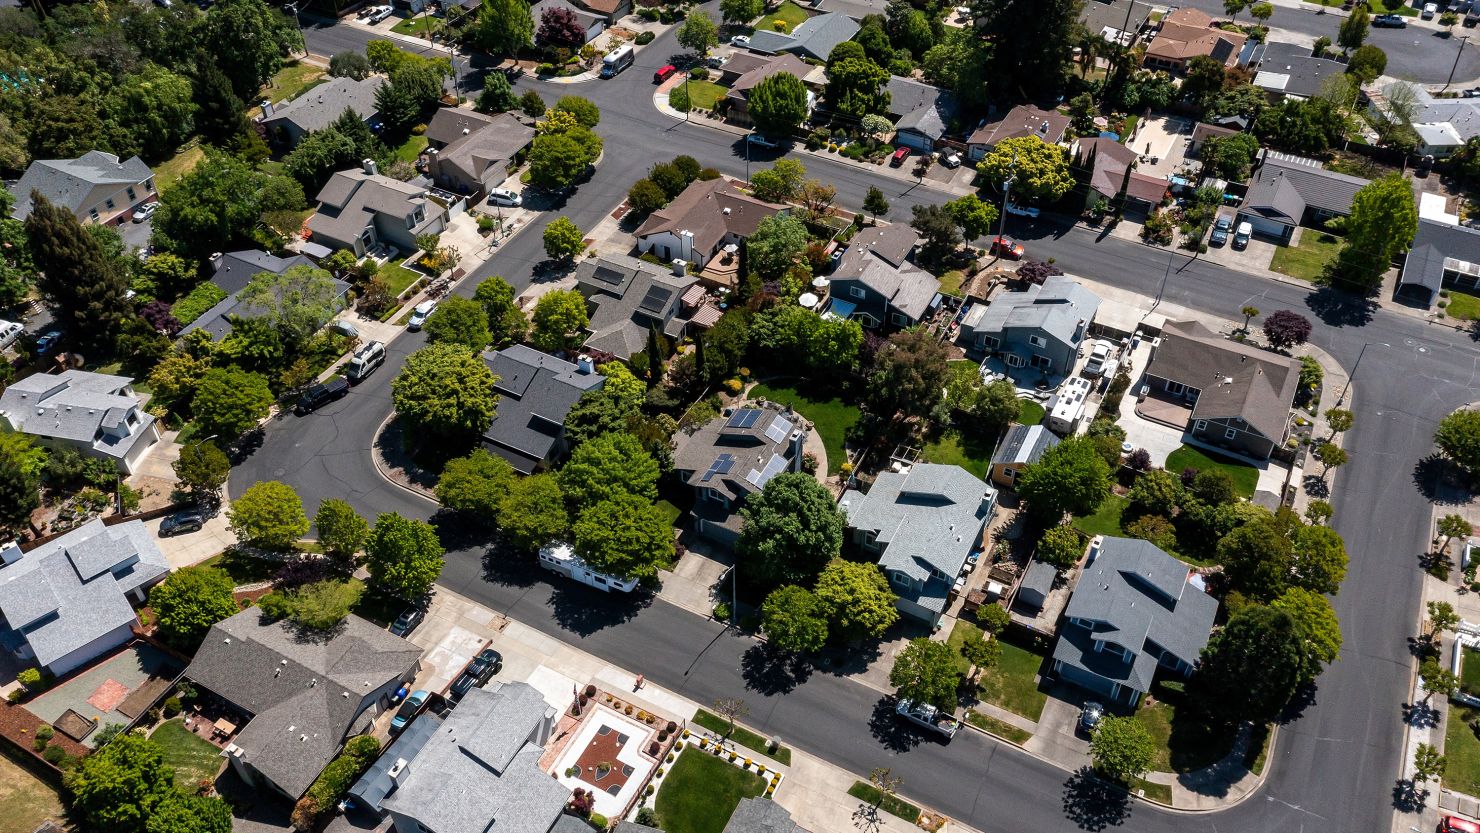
[360,682,569,833]
[574,254,701,360]
[481,345,606,473]
[569,0,628,23]
[185,609,420,799]
[966,105,1070,162]
[1188,121,1240,158]
[530,0,605,42]
[886,77,958,153]
[1246,41,1345,102]
[634,178,785,270]
[1142,8,1246,73]
[423,106,535,198]
[1398,217,1480,304]
[0,369,160,474]
[1074,137,1169,214]
[723,53,820,127]
[308,163,450,256]
[0,520,168,677]
[1078,0,1153,45]
[841,463,997,627]
[827,224,939,329]
[956,276,1102,376]
[1142,319,1300,460]
[259,75,385,148]
[7,151,155,225]
[746,11,860,61]
[1236,151,1367,244]
[1052,536,1217,706]
[181,250,349,341]
[673,402,807,545]
[989,423,1059,488]
[1380,82,1480,157]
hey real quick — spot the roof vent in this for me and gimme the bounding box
[223,638,231,644]
[723,207,732,215]
[300,735,308,742]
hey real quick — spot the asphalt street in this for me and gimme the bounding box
[234,12,1480,832]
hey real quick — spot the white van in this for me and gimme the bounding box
[601,44,634,78]
[344,340,386,383]
[0,320,22,350]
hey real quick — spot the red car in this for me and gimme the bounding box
[654,64,677,83]
[990,237,1025,259]
[1442,817,1480,833]
[890,146,911,167]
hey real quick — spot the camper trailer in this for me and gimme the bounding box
[538,542,639,592]
[1046,376,1093,435]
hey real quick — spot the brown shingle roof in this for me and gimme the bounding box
[1145,320,1299,442]
[968,105,1070,148]
[634,178,785,257]
[1146,8,1246,64]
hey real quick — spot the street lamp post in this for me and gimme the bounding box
[1337,342,1389,406]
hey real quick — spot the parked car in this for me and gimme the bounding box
[34,329,62,355]
[131,202,158,223]
[1417,154,1435,177]
[408,299,437,331]
[1442,816,1480,833]
[1372,12,1407,26]
[1210,215,1233,246]
[990,237,1025,259]
[1005,202,1040,218]
[940,152,962,169]
[654,64,677,83]
[730,34,751,47]
[1078,702,1105,736]
[1233,221,1252,250]
[895,699,959,739]
[391,690,430,733]
[389,604,426,637]
[747,133,781,149]
[706,55,725,68]
[1082,340,1114,377]
[890,146,911,167]
[365,4,393,22]
[294,377,350,415]
[449,648,503,702]
[1424,2,1438,18]
[487,187,522,207]
[0,319,21,350]
[159,509,206,537]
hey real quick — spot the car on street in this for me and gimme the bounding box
[1004,202,1040,218]
[131,202,158,223]
[1424,2,1438,18]
[408,299,437,330]
[895,699,959,739]
[295,377,349,415]
[654,64,677,83]
[1078,702,1105,736]
[1210,215,1233,246]
[1233,221,1252,250]
[990,237,1024,259]
[389,603,426,637]
[391,690,430,733]
[747,133,781,149]
[159,509,206,537]
[34,329,62,355]
[487,187,522,207]
[1372,12,1406,26]
[1082,340,1115,377]
[730,35,750,47]
[365,4,393,22]
[449,648,503,702]
[890,146,911,167]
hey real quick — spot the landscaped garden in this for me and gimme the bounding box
[669,80,729,112]
[748,382,860,475]
[847,780,920,822]
[922,428,994,480]
[1442,287,1480,322]
[691,708,792,765]
[654,748,767,833]
[1446,704,1480,794]
[764,0,811,30]
[152,718,225,790]
[1269,230,1342,283]
[948,620,1048,721]
[1165,445,1258,498]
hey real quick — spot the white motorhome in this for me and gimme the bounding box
[1046,376,1093,435]
[601,44,635,78]
[538,542,638,592]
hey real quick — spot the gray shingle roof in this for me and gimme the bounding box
[1054,537,1216,695]
[747,11,860,60]
[1078,0,1152,38]
[846,223,919,268]
[1021,560,1057,597]
[379,682,568,833]
[992,424,1059,467]
[0,519,167,669]
[262,75,385,136]
[575,254,696,360]
[309,170,439,251]
[842,463,994,615]
[429,112,535,192]
[1401,82,1480,144]
[184,609,421,799]
[886,78,956,144]
[424,108,503,147]
[0,370,155,462]
[1401,217,1480,295]
[961,275,1100,348]
[1250,41,1345,99]
[674,401,803,503]
[967,106,1069,148]
[1243,152,1368,223]
[530,0,603,34]
[350,709,441,809]
[481,345,606,473]
[1144,320,1299,443]
[8,151,153,221]
[723,798,804,833]
[834,245,939,322]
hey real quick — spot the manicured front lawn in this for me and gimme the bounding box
[1074,494,1128,538]
[1270,230,1342,283]
[1444,288,1480,321]
[922,428,993,481]
[692,708,792,765]
[0,751,63,833]
[1464,647,1480,696]
[1447,705,1480,795]
[765,0,811,30]
[377,260,425,300]
[949,620,1047,721]
[152,718,224,790]
[393,135,429,164]
[749,383,860,475]
[938,270,966,296]
[676,79,728,111]
[655,749,767,833]
[154,144,205,194]
[657,499,683,529]
[1165,445,1258,498]
[391,14,442,36]
[1018,399,1045,426]
[847,781,920,823]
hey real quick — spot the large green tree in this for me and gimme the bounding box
[474,275,529,347]
[24,193,133,354]
[825,56,890,118]
[889,638,962,709]
[677,11,720,53]
[1193,604,1307,724]
[497,473,569,552]
[761,585,830,653]
[747,72,809,137]
[470,0,535,55]
[1016,436,1111,521]
[66,734,178,833]
[237,265,343,347]
[424,296,491,351]
[229,480,309,550]
[530,288,589,352]
[173,441,231,499]
[315,499,369,562]
[559,432,659,511]
[944,194,998,242]
[746,213,809,279]
[145,795,232,833]
[1437,409,1480,474]
[573,493,674,581]
[969,0,1077,98]
[202,0,305,100]
[392,343,500,441]
[102,64,197,161]
[813,559,899,640]
[737,472,846,588]
[1089,716,1155,783]
[365,513,445,599]
[147,567,240,649]
[192,367,273,440]
[435,448,515,516]
[1333,173,1417,293]
[976,136,1075,205]
[1270,587,1343,684]
[0,433,45,530]
[153,151,266,260]
[869,329,950,420]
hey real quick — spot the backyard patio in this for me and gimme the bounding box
[25,642,183,746]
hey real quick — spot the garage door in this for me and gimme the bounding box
[1236,211,1291,241]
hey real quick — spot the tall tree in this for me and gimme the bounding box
[968,0,1077,98]
[497,473,569,551]
[423,296,491,351]
[572,493,674,580]
[738,472,846,588]
[537,6,587,51]
[148,567,241,649]
[944,194,998,241]
[1271,587,1343,684]
[237,265,344,348]
[1090,716,1155,783]
[813,559,899,639]
[1436,409,1480,474]
[1338,5,1369,51]
[1016,436,1112,521]
[1193,605,1307,723]
[202,0,305,100]
[747,213,809,279]
[153,151,266,260]
[868,329,951,420]
[529,288,589,352]
[825,56,890,117]
[761,585,830,653]
[365,513,445,599]
[1334,173,1417,293]
[910,203,963,267]
[228,480,309,550]
[66,734,178,833]
[0,433,44,531]
[863,186,890,220]
[559,432,659,511]
[192,367,274,440]
[721,0,764,23]
[24,193,133,354]
[471,0,535,55]
[747,72,809,137]
[173,441,231,498]
[888,638,962,709]
[391,343,500,441]
[976,136,1075,204]
[315,499,369,562]
[435,448,515,516]
[677,11,719,54]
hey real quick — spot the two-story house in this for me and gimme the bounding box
[0,370,160,474]
[575,254,700,360]
[956,276,1102,376]
[423,108,534,199]
[841,463,996,627]
[481,346,606,473]
[634,178,785,271]
[8,151,155,226]
[672,402,807,545]
[1052,536,1217,706]
[307,163,449,256]
[826,224,940,329]
[1141,319,1300,460]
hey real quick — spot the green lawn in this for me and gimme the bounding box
[655,749,767,833]
[692,708,791,765]
[393,135,429,164]
[949,620,1047,721]
[658,499,683,529]
[152,719,224,790]
[1463,647,1480,696]
[847,781,920,823]
[377,260,425,300]
[964,709,1032,745]
[1019,399,1045,426]
[749,383,860,475]
[391,14,442,36]
[1133,685,1243,773]
[1444,288,1480,321]
[1447,705,1480,795]
[678,79,728,111]
[1270,231,1342,283]
[1131,778,1172,804]
[0,752,63,833]
[154,144,205,194]
[938,270,966,296]
[1165,445,1258,498]
[1074,494,1128,538]
[922,429,993,480]
[250,62,327,117]
[764,0,811,30]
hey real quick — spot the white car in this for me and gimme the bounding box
[365,5,393,22]
[407,300,437,331]
[1005,202,1040,218]
[730,35,750,47]
[747,133,780,148]
[1083,340,1114,377]
[486,188,522,207]
[1423,2,1438,18]
[131,202,158,223]
[940,152,962,169]
[0,320,22,350]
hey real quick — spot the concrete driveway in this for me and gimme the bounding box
[1023,684,1093,770]
[143,508,235,570]
[119,215,152,254]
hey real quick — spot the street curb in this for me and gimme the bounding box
[368,410,441,506]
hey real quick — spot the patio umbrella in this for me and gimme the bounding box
[812,277,830,289]
[798,292,819,308]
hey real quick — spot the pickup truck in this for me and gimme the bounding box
[895,699,960,739]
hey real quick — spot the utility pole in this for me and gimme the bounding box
[993,151,1017,258]
[1337,342,1389,406]
[1443,35,1471,93]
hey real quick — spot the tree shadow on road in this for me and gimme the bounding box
[740,644,812,696]
[475,539,543,589]
[1061,767,1132,831]
[1413,454,1473,506]
[1303,285,1377,329]
[547,583,653,636]
[866,697,923,753]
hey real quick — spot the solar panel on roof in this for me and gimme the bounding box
[726,408,762,429]
[592,265,626,285]
[764,415,793,444]
[701,453,737,482]
[744,454,789,489]
[638,286,671,313]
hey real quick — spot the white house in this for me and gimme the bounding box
[0,370,160,474]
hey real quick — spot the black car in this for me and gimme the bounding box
[1372,12,1407,26]
[449,648,503,702]
[294,377,349,415]
[389,605,426,637]
[159,510,205,537]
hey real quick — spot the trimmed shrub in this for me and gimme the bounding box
[636,30,655,43]
[35,724,53,741]
[42,745,65,765]
[172,282,228,325]
[17,668,42,689]
[163,697,182,717]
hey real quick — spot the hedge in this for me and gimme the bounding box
[304,735,381,809]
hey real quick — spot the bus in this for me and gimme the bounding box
[600,44,634,78]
